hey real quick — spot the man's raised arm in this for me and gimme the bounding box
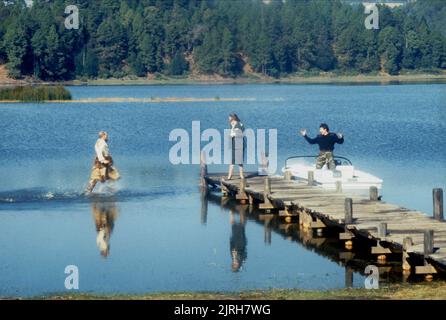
[336,133,344,144]
[300,129,318,144]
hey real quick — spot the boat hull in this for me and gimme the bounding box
[282,164,383,191]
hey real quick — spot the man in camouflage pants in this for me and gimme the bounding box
[300,123,344,170]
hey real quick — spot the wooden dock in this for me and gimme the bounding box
[203,191,400,286]
[201,164,446,277]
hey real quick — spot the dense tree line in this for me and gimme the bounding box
[0,0,445,80]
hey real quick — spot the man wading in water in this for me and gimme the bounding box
[85,131,120,194]
[300,123,344,170]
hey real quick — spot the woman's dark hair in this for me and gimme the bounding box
[229,113,240,122]
[319,123,329,132]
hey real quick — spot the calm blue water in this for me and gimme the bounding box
[0,84,445,297]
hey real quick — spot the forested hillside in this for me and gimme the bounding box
[0,0,445,81]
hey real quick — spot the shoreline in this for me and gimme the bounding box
[1,73,446,87]
[0,97,256,103]
[7,283,446,300]
[68,73,446,86]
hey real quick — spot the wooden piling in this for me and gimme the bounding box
[416,230,437,275]
[200,152,207,187]
[402,237,413,271]
[370,186,379,201]
[345,266,353,288]
[264,176,271,194]
[284,170,292,181]
[424,230,434,255]
[344,198,353,224]
[259,152,269,176]
[433,188,444,221]
[259,176,274,210]
[236,178,248,202]
[378,222,387,237]
[308,171,314,186]
[221,180,229,197]
[264,219,272,245]
[300,210,312,229]
[340,198,354,247]
[336,181,342,193]
[200,190,208,225]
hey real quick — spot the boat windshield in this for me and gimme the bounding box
[285,155,352,168]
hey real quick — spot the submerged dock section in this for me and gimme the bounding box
[201,160,446,278]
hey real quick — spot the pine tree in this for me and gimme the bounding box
[378,26,404,75]
[195,28,221,74]
[95,17,128,77]
[84,45,99,78]
[3,23,28,79]
[430,33,446,69]
[168,51,189,75]
[43,26,67,80]
[220,27,237,76]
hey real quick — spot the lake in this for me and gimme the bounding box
[0,83,445,297]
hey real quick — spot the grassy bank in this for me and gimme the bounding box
[0,86,71,102]
[22,283,446,300]
[65,73,446,86]
[2,73,446,88]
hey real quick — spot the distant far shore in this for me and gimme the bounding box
[69,73,446,85]
[0,97,256,103]
[1,72,446,87]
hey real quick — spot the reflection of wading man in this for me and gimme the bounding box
[227,113,245,180]
[91,200,118,258]
[300,123,344,170]
[85,131,120,193]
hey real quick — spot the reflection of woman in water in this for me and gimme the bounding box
[229,209,247,272]
[91,200,118,258]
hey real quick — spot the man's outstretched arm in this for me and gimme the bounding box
[300,129,318,144]
[335,133,344,144]
[304,135,318,144]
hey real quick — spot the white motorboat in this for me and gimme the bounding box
[282,155,383,191]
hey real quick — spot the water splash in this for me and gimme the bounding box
[0,184,193,205]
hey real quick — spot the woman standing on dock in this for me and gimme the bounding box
[227,113,245,180]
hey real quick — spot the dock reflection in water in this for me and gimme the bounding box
[201,188,420,288]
